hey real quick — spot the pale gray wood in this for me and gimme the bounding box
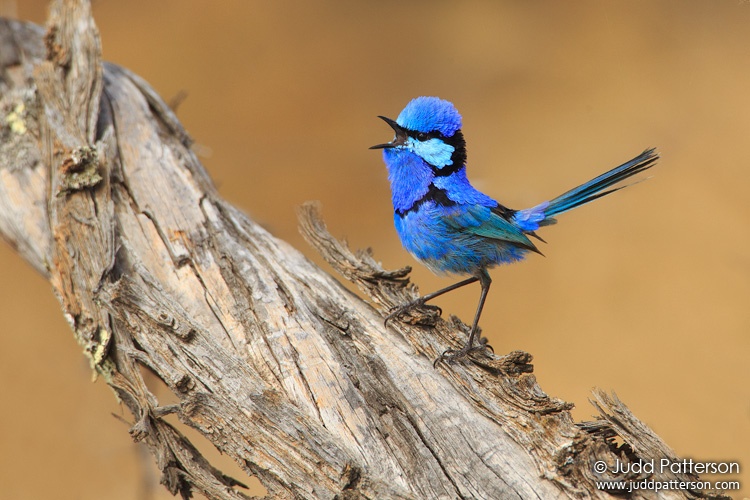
[0,2,718,499]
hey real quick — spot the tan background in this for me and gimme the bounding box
[1,1,748,498]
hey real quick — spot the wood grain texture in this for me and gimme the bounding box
[0,2,722,499]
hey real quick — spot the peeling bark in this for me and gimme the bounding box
[0,2,725,499]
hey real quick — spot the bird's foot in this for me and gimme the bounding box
[433,336,493,367]
[384,298,442,327]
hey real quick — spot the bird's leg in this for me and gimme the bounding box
[435,270,492,366]
[384,276,479,327]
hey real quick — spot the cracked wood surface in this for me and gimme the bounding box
[0,2,720,499]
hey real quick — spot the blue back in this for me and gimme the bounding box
[379,97,538,275]
[375,96,657,277]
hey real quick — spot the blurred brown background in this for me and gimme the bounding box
[2,1,748,498]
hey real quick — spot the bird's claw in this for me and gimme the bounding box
[478,335,494,354]
[433,341,492,368]
[384,299,442,327]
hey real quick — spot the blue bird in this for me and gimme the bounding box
[370,96,658,365]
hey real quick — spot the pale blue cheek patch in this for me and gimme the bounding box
[408,138,455,168]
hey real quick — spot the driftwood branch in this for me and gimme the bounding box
[0,2,724,499]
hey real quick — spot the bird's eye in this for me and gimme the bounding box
[416,132,428,141]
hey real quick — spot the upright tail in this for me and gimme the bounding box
[544,148,658,220]
[512,148,659,231]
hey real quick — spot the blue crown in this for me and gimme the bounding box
[396,96,462,137]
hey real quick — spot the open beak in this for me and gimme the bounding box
[370,116,407,149]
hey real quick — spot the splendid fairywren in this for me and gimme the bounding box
[371,96,657,365]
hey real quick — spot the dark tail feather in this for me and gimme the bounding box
[543,148,658,222]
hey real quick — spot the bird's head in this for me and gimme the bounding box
[370,96,467,169]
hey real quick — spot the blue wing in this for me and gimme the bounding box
[444,204,541,254]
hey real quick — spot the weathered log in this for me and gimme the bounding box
[0,2,722,499]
